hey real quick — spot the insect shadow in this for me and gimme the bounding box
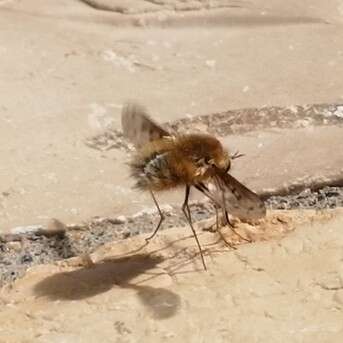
[33,253,181,319]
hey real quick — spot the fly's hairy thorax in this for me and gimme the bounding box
[130,135,220,191]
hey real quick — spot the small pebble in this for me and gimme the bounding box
[10,225,43,235]
[108,215,127,224]
[6,241,22,252]
[21,253,33,263]
[41,218,66,237]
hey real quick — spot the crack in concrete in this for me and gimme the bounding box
[233,250,265,272]
[316,282,343,291]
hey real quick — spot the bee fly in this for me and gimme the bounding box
[121,102,266,270]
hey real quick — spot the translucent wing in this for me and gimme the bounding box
[213,170,266,221]
[121,102,170,147]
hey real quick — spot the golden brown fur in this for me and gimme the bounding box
[130,133,230,191]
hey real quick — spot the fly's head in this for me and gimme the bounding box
[191,135,231,175]
[207,147,231,172]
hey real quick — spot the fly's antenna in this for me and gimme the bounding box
[230,151,245,160]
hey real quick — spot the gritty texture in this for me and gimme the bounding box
[1,0,343,230]
[85,103,343,152]
[1,2,343,341]
[267,187,343,210]
[0,209,343,343]
[1,187,343,286]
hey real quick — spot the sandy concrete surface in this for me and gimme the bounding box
[0,2,343,341]
[1,0,343,230]
[1,209,343,342]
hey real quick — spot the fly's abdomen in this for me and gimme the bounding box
[130,152,179,191]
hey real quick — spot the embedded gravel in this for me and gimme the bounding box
[1,186,342,286]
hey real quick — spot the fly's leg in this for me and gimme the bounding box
[145,189,165,242]
[182,185,207,271]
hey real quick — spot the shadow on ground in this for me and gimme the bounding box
[34,253,181,319]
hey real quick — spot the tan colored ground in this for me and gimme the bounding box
[1,0,343,230]
[1,209,343,342]
[1,2,343,342]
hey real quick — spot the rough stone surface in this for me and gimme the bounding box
[2,189,343,287]
[1,0,343,230]
[1,209,343,342]
[1,2,343,341]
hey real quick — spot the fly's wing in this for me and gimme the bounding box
[121,102,170,147]
[213,171,266,221]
